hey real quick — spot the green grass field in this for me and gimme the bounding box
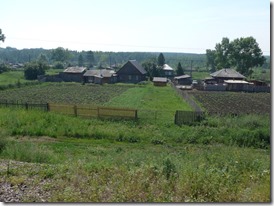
[0,71,32,86]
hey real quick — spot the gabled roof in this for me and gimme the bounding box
[127,60,147,74]
[210,68,246,79]
[174,74,191,79]
[153,77,168,82]
[64,66,87,73]
[162,64,174,71]
[84,69,116,78]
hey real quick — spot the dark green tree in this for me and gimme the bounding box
[206,37,266,76]
[230,37,265,77]
[78,54,84,67]
[0,29,5,42]
[51,47,70,63]
[205,49,216,72]
[142,58,159,80]
[24,61,48,80]
[176,62,185,75]
[214,37,232,69]
[86,50,95,68]
[157,53,165,66]
[37,54,48,64]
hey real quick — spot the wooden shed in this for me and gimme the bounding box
[59,66,87,82]
[83,69,117,84]
[174,74,192,85]
[152,77,168,86]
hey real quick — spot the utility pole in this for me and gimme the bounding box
[109,53,111,69]
[190,60,193,77]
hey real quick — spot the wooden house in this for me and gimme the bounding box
[162,64,174,79]
[83,69,117,84]
[210,68,246,83]
[117,60,147,83]
[153,77,168,86]
[59,66,87,82]
[174,74,192,85]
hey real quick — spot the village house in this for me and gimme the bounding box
[59,66,87,82]
[152,77,168,86]
[116,60,147,83]
[83,69,117,84]
[208,68,246,83]
[162,64,174,79]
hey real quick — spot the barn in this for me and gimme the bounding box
[174,74,192,85]
[83,69,117,84]
[153,77,168,86]
[117,60,147,83]
[59,66,87,82]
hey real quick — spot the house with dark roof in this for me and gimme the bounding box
[174,74,192,85]
[83,69,117,84]
[59,66,87,82]
[209,68,246,83]
[116,60,147,83]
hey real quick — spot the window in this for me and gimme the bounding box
[136,75,139,81]
[128,75,132,80]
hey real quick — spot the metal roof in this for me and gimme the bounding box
[210,68,246,79]
[224,80,250,84]
[162,64,174,71]
[84,69,116,78]
[63,66,87,73]
[174,74,191,79]
[153,77,168,82]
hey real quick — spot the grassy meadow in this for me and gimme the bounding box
[0,80,271,202]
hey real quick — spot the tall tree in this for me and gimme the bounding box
[205,49,216,72]
[0,29,5,43]
[230,37,265,77]
[78,54,84,67]
[176,62,185,75]
[157,53,165,66]
[86,50,95,68]
[206,37,266,76]
[214,37,232,69]
[51,47,70,63]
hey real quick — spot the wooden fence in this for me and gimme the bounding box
[48,103,138,120]
[0,99,48,111]
[174,110,205,126]
[0,100,137,120]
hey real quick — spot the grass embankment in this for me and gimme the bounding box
[0,108,270,202]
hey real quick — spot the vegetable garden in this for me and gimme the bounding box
[190,91,270,115]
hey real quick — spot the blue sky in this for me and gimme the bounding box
[0,0,271,54]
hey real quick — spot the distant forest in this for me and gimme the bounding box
[0,47,270,71]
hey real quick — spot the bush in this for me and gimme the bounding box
[24,61,48,80]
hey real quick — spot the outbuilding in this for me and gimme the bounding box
[152,77,168,86]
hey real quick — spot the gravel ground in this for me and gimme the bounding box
[0,160,53,202]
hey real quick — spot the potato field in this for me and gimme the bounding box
[190,91,271,115]
[0,83,132,105]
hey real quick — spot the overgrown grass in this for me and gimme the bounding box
[0,70,30,86]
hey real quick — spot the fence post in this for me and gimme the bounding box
[46,103,50,112]
[97,107,100,118]
[25,103,28,110]
[74,105,77,117]
[174,111,178,125]
[135,110,138,121]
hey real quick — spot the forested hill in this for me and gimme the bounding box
[0,47,207,70]
[0,47,270,70]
